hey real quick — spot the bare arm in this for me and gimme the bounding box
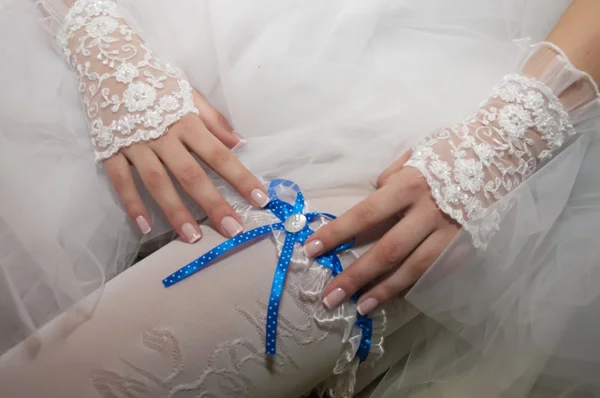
[547,0,600,84]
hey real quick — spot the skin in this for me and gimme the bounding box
[304,0,600,315]
[104,89,268,241]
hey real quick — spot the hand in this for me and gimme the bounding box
[303,152,459,315]
[104,89,270,242]
[56,1,270,242]
[304,42,595,314]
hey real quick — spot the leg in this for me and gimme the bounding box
[0,191,417,397]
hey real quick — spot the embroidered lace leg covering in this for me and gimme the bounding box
[0,193,421,398]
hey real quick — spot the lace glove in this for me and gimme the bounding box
[406,42,600,248]
[304,41,600,317]
[48,0,197,161]
[33,0,270,241]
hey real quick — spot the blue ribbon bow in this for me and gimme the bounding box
[162,179,372,362]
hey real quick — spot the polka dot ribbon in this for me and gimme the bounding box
[162,179,372,362]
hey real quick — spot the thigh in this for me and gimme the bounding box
[0,191,387,397]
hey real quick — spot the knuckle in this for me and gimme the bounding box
[379,241,404,266]
[178,163,205,187]
[144,167,167,191]
[207,148,232,169]
[215,111,228,126]
[108,167,130,192]
[343,271,364,293]
[355,201,380,225]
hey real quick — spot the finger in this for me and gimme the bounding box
[123,145,202,244]
[104,153,151,234]
[181,124,270,208]
[376,151,412,188]
[356,228,455,315]
[193,90,242,149]
[304,172,417,258]
[321,207,437,310]
[152,137,245,238]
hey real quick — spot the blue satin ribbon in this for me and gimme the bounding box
[162,179,372,362]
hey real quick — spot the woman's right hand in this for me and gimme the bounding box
[104,89,270,243]
[55,0,269,243]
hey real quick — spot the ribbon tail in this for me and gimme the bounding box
[355,314,373,363]
[162,224,277,288]
[265,233,296,355]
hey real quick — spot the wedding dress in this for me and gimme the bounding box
[2,0,600,397]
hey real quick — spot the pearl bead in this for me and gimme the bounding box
[284,213,307,233]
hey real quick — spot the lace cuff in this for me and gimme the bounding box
[46,0,198,161]
[406,42,600,248]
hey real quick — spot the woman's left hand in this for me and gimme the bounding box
[303,152,460,315]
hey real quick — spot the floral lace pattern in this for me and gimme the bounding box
[56,0,198,161]
[406,74,576,248]
[90,329,261,397]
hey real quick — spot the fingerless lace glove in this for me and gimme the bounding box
[406,42,600,248]
[37,0,198,161]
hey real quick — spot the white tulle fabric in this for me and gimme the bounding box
[370,45,600,398]
[406,43,597,248]
[2,1,592,396]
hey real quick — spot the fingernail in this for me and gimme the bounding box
[251,189,270,207]
[221,216,244,238]
[357,298,379,315]
[182,223,202,243]
[323,288,346,310]
[136,215,151,234]
[233,131,247,146]
[304,240,324,258]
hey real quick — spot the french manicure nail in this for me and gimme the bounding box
[233,131,247,146]
[323,288,346,310]
[357,298,379,315]
[251,189,270,207]
[304,240,324,258]
[221,216,244,238]
[136,215,151,234]
[182,223,202,243]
